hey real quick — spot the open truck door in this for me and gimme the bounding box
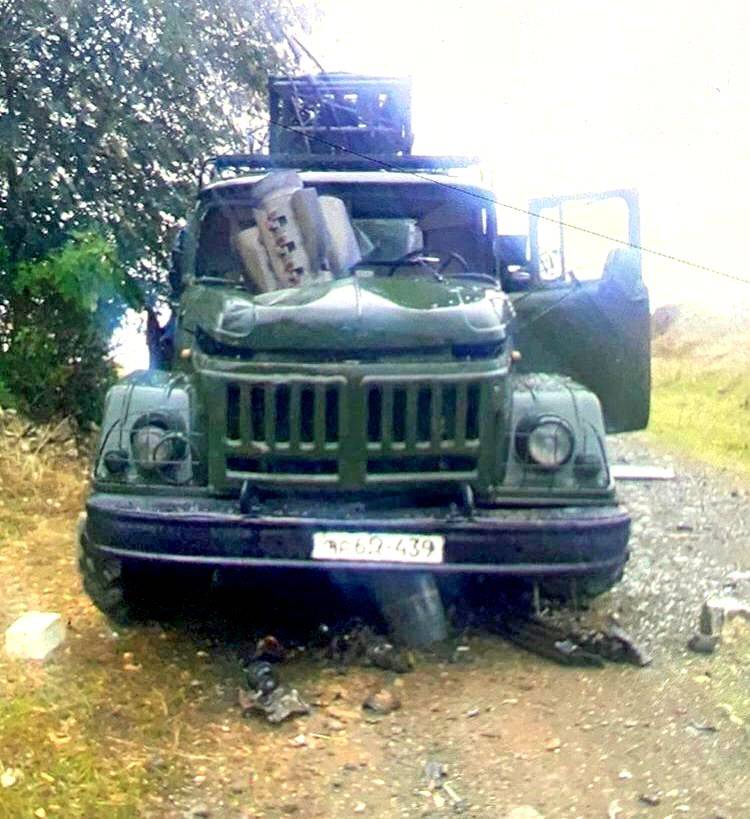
[508,189,650,433]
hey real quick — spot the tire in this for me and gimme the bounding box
[78,518,135,625]
[77,517,213,625]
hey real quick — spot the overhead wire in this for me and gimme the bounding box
[244,117,750,287]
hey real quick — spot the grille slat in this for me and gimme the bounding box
[289,383,301,448]
[223,374,486,484]
[455,383,468,447]
[238,384,251,444]
[314,384,326,445]
[362,376,484,478]
[224,377,343,479]
[405,386,418,449]
[264,383,276,446]
[382,385,394,449]
[430,382,442,447]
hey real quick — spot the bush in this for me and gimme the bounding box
[0,231,128,425]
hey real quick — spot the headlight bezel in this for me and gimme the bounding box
[129,411,189,479]
[515,414,575,471]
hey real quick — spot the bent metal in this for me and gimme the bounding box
[79,74,651,625]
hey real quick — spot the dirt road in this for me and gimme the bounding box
[1,433,749,818]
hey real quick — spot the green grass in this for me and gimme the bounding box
[649,351,750,479]
[0,657,187,819]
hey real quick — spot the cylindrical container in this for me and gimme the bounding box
[370,572,449,648]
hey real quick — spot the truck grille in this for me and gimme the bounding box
[219,374,489,486]
[362,377,482,481]
[224,377,345,481]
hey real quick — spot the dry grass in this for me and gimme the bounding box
[0,412,89,519]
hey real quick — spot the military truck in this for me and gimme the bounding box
[79,74,650,625]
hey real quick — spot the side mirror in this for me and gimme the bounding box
[494,234,528,269]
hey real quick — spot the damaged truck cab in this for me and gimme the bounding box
[80,74,650,624]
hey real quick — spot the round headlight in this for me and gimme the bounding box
[517,416,574,470]
[130,413,187,475]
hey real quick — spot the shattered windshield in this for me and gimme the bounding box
[195,178,494,290]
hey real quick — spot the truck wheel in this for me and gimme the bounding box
[78,520,135,625]
[78,519,214,625]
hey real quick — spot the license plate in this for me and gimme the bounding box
[312,532,445,564]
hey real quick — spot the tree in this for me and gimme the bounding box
[0,0,301,421]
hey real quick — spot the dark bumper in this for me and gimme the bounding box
[85,493,630,576]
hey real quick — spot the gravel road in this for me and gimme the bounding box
[163,433,750,818]
[2,432,750,818]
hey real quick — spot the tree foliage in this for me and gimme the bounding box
[0,0,300,421]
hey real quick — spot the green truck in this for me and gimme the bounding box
[79,74,650,625]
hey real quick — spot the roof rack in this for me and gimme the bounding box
[199,153,481,189]
[268,73,413,157]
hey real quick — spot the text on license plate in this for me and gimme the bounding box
[312,532,445,563]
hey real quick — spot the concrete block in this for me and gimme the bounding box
[5,612,66,660]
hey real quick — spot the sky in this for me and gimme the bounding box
[304,0,750,305]
[114,0,750,370]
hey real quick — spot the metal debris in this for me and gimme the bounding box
[326,622,414,673]
[575,623,652,666]
[611,464,675,481]
[688,594,750,653]
[362,686,401,715]
[687,633,719,654]
[424,760,447,788]
[494,615,604,667]
[238,685,311,724]
[493,614,651,668]
[442,782,467,813]
[244,660,280,695]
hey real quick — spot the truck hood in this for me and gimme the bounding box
[184,276,509,353]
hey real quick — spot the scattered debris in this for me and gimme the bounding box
[611,464,675,481]
[442,781,467,813]
[423,759,466,812]
[493,613,651,668]
[687,633,719,654]
[244,660,280,695]
[424,760,447,788]
[362,687,401,715]
[493,615,605,666]
[253,634,287,662]
[5,611,66,661]
[238,685,310,724]
[325,622,414,673]
[365,638,414,673]
[577,623,652,666]
[688,595,750,652]
[0,767,22,788]
[505,808,544,819]
[687,721,719,734]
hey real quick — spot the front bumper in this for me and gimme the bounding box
[85,493,630,576]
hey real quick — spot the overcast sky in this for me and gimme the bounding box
[307,0,750,306]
